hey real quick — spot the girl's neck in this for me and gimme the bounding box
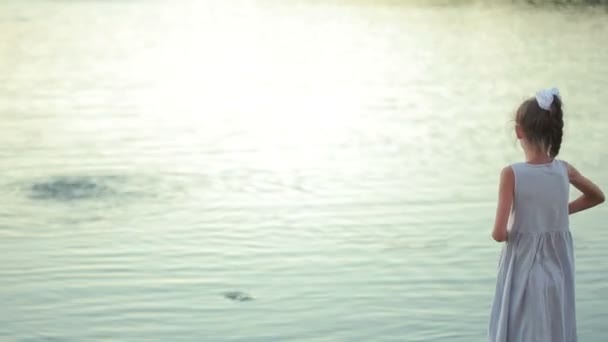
[523,146,553,165]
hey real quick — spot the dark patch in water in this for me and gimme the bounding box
[29,176,116,201]
[16,173,189,205]
[223,291,253,302]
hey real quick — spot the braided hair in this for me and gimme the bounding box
[515,95,564,157]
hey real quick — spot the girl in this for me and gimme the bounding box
[488,88,605,342]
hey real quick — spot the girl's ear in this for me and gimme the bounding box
[515,124,524,140]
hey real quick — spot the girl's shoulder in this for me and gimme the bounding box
[554,159,571,174]
[509,158,568,169]
[506,159,570,180]
[556,158,571,168]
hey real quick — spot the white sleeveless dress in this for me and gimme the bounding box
[488,159,577,342]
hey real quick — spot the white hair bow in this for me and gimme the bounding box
[535,87,560,111]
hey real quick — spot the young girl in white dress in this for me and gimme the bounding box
[488,88,605,342]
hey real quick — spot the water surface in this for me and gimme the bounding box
[1,1,607,341]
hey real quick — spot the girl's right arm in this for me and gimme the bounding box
[565,162,605,215]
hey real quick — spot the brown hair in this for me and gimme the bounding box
[515,95,564,157]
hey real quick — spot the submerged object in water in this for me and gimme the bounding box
[223,291,253,302]
[29,176,113,201]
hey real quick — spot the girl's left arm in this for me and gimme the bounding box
[492,166,514,242]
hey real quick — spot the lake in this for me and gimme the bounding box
[1,1,607,341]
